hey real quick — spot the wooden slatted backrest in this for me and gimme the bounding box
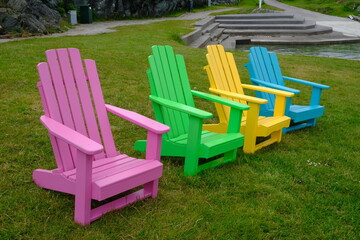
[205,45,247,122]
[247,47,285,111]
[147,45,194,139]
[37,48,118,172]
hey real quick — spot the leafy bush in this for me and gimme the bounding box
[343,1,360,12]
[0,2,8,8]
[65,3,76,10]
[57,7,65,15]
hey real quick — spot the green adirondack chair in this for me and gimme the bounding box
[134,46,249,176]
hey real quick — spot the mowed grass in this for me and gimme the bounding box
[0,20,359,239]
[210,0,283,15]
[278,0,360,17]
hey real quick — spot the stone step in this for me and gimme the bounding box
[223,25,333,36]
[219,22,316,30]
[202,23,220,35]
[181,28,203,45]
[215,18,305,25]
[195,16,215,28]
[190,33,211,48]
[217,34,230,43]
[183,16,215,45]
[215,13,294,19]
[210,28,225,40]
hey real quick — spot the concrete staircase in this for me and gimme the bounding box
[182,17,227,48]
[215,13,333,36]
[182,12,360,48]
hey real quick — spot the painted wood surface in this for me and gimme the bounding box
[245,46,330,132]
[134,45,248,176]
[203,45,294,153]
[33,48,170,225]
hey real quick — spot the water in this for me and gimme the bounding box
[237,43,360,60]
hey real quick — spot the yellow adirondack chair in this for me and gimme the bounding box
[203,45,294,153]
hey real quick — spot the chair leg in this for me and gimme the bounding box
[184,116,202,176]
[243,103,260,154]
[144,179,159,198]
[75,192,92,225]
[74,152,92,226]
[243,133,257,154]
[282,127,290,133]
[224,149,237,162]
[283,118,317,133]
[272,130,282,143]
[307,118,317,127]
[184,155,199,176]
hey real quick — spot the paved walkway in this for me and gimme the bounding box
[0,8,237,44]
[265,0,360,37]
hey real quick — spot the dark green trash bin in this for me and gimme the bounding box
[79,4,93,24]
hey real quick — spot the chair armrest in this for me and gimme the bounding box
[251,78,300,94]
[192,90,250,110]
[105,104,170,134]
[150,95,213,119]
[209,88,267,105]
[40,116,103,155]
[283,76,330,89]
[241,84,294,97]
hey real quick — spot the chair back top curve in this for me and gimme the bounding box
[37,48,118,171]
[147,45,195,139]
[248,47,285,85]
[247,47,286,111]
[205,45,247,120]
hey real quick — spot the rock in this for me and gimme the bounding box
[89,0,211,18]
[20,13,47,33]
[0,8,21,32]
[349,15,360,22]
[7,0,28,11]
[43,0,60,9]
[0,0,61,35]
[3,15,21,31]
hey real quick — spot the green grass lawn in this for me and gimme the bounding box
[278,0,360,17]
[0,19,359,239]
[210,0,282,15]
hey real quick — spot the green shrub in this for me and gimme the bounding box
[0,2,8,8]
[343,1,360,12]
[57,7,65,16]
[65,3,76,11]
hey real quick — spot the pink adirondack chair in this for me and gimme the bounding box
[33,48,170,225]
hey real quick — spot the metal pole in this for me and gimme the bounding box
[208,0,211,7]
[259,0,262,9]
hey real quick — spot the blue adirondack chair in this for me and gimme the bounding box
[245,47,330,133]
